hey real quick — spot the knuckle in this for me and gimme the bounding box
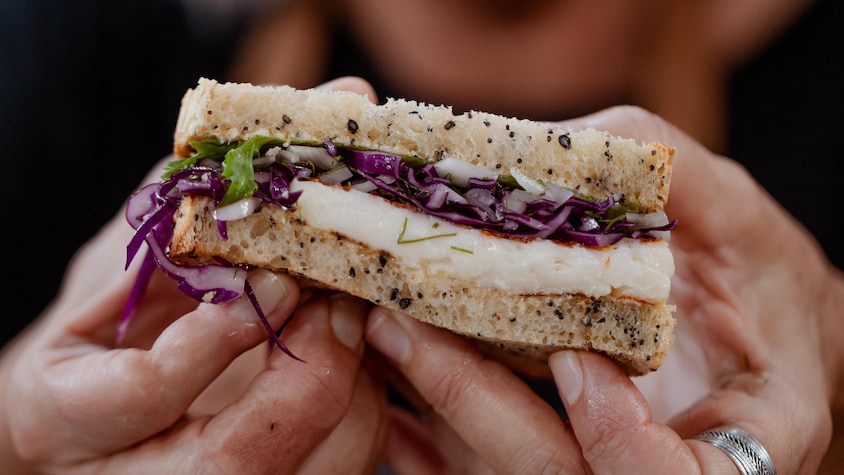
[580,418,637,463]
[509,446,573,475]
[299,365,351,423]
[426,362,477,420]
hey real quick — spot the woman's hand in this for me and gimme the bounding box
[0,77,388,475]
[0,201,385,474]
[365,105,844,474]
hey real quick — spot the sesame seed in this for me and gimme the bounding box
[558,134,571,149]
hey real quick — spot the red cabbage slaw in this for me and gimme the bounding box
[121,137,676,354]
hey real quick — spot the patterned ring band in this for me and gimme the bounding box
[693,426,777,475]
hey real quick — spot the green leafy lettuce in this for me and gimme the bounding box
[164,136,286,207]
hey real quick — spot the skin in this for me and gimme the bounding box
[0,79,389,474]
[365,105,844,474]
[2,76,841,473]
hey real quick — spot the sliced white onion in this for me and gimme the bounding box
[509,167,545,196]
[319,166,354,185]
[443,184,468,205]
[543,182,574,207]
[648,230,672,242]
[579,215,600,232]
[252,154,277,168]
[626,211,669,230]
[277,145,338,170]
[253,170,271,185]
[465,188,496,218]
[434,157,499,187]
[213,197,261,222]
[426,184,449,209]
[351,180,378,193]
[503,189,530,214]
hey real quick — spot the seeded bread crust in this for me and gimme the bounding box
[175,78,674,213]
[170,195,675,376]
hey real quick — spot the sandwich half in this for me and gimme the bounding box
[124,78,677,376]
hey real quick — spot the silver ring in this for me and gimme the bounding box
[693,426,776,475]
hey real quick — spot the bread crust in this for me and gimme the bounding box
[170,195,674,376]
[175,78,674,213]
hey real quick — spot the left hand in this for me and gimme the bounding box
[0,202,385,474]
[0,76,389,474]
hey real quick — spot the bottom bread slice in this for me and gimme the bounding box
[169,195,675,376]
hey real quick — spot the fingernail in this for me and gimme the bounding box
[329,294,365,350]
[366,308,411,364]
[550,350,583,406]
[245,270,289,324]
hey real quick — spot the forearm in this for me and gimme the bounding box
[817,263,844,474]
[821,264,844,412]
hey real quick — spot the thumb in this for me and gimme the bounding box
[549,351,736,474]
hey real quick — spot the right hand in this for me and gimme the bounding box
[364,105,843,474]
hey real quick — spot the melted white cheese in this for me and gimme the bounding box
[291,180,674,303]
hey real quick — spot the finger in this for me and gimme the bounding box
[317,76,379,104]
[366,306,587,475]
[560,106,721,218]
[374,352,500,475]
[384,407,452,475]
[379,385,504,475]
[194,292,368,474]
[550,350,736,474]
[58,156,173,308]
[560,105,685,148]
[298,368,388,475]
[9,269,299,463]
[57,156,197,345]
[667,364,831,475]
[558,105,765,251]
[368,349,494,474]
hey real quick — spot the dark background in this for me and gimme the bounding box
[0,0,841,347]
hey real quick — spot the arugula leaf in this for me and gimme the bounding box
[401,155,430,169]
[162,138,234,178]
[192,138,232,160]
[496,174,521,190]
[595,201,641,229]
[219,136,286,206]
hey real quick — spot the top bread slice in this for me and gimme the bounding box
[175,78,673,213]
